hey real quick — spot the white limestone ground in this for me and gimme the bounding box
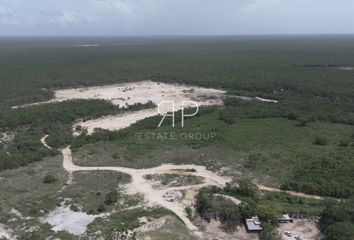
[60,146,231,238]
[63,80,225,135]
[41,203,107,236]
[0,132,14,144]
[0,224,16,240]
[13,80,226,135]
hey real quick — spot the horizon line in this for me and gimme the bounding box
[1,33,354,38]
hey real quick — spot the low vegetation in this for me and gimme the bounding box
[43,173,57,184]
[0,100,155,171]
[195,187,243,232]
[0,36,354,238]
[144,174,204,188]
[320,199,354,240]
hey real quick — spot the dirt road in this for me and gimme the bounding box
[39,135,327,238]
[256,184,324,200]
[40,135,52,149]
[61,146,232,238]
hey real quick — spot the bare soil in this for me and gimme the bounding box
[276,220,323,240]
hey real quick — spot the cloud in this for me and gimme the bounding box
[0,5,18,25]
[239,0,282,14]
[1,0,354,35]
[56,10,80,26]
[40,9,95,27]
[111,0,134,14]
[0,5,13,18]
[95,0,135,15]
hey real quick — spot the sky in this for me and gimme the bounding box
[0,0,354,36]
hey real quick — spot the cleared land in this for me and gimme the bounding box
[277,220,323,240]
[61,145,231,238]
[1,36,353,239]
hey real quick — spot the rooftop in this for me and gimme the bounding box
[245,216,263,231]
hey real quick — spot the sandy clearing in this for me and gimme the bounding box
[41,204,107,236]
[14,80,224,108]
[0,224,16,240]
[73,108,157,135]
[0,132,14,144]
[69,81,225,135]
[14,81,225,135]
[256,184,324,200]
[53,81,225,107]
[15,81,281,138]
[277,220,323,240]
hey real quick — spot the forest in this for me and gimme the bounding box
[0,100,155,170]
[0,36,353,240]
[196,181,354,240]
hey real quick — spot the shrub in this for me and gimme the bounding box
[185,206,194,220]
[70,204,80,212]
[324,222,354,240]
[339,139,350,147]
[104,189,118,205]
[97,203,106,213]
[43,174,57,184]
[313,136,329,146]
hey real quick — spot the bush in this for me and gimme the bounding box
[313,136,329,146]
[339,139,350,147]
[104,189,118,205]
[324,221,354,240]
[185,206,194,220]
[70,204,80,212]
[97,203,106,213]
[224,180,259,198]
[259,223,281,240]
[195,187,242,232]
[43,174,57,184]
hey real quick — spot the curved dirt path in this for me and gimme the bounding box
[40,133,327,238]
[40,135,52,149]
[256,184,324,200]
[229,95,278,103]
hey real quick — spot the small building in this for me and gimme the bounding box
[245,216,263,232]
[277,214,293,223]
